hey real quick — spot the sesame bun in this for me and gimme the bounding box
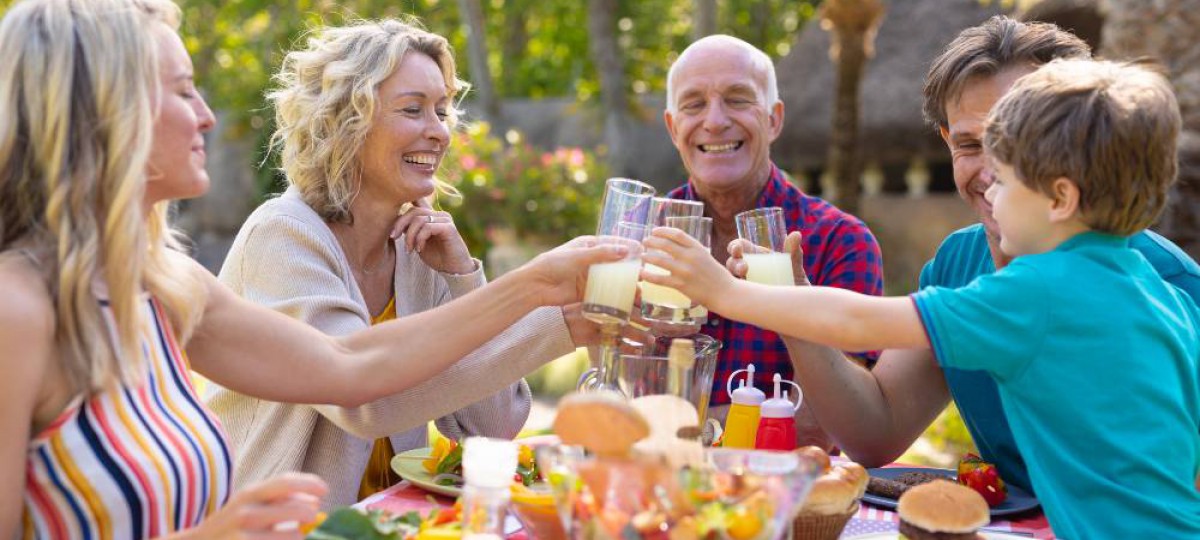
[800,462,869,515]
[553,392,649,457]
[897,480,989,533]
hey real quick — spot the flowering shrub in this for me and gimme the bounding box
[438,122,607,262]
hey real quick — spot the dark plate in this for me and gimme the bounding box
[862,467,1040,518]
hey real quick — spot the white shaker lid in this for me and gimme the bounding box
[462,437,518,489]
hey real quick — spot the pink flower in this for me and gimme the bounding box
[460,154,478,170]
[568,148,585,168]
[541,152,554,166]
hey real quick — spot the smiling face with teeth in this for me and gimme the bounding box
[939,65,1034,244]
[664,38,783,198]
[357,51,452,206]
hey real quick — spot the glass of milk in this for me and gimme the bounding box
[734,207,793,286]
[641,215,713,327]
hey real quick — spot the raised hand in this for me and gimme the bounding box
[642,227,736,308]
[725,238,756,279]
[726,231,808,286]
[782,231,811,286]
[520,236,630,307]
[390,199,474,274]
[187,473,327,539]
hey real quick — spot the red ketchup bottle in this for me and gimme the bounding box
[754,373,803,451]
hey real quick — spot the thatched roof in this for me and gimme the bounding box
[1018,0,1102,50]
[773,0,1006,171]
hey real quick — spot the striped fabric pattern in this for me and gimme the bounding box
[22,297,232,539]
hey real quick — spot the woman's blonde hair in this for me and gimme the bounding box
[269,18,466,223]
[0,0,206,393]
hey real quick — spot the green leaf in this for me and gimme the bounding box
[306,508,423,540]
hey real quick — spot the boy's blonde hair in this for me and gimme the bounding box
[0,0,206,393]
[269,19,465,224]
[984,59,1180,235]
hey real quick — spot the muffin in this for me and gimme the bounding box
[896,480,989,540]
[791,447,867,540]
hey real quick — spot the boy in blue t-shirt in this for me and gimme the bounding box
[642,59,1200,538]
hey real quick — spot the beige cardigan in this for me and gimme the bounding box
[206,188,574,508]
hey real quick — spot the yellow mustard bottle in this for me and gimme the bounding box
[722,363,765,448]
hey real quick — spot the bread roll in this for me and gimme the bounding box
[800,462,869,515]
[553,392,649,457]
[796,445,832,473]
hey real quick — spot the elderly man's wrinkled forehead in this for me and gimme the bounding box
[667,35,775,110]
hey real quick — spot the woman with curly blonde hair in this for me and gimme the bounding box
[207,18,637,507]
[0,0,623,536]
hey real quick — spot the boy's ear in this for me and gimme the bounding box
[1047,177,1081,223]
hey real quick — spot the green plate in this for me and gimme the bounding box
[390,447,462,498]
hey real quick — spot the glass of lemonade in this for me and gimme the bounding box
[641,215,712,326]
[735,207,794,286]
[583,221,647,326]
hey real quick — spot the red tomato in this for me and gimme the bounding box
[957,453,1007,506]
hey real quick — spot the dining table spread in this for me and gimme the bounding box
[353,457,1058,539]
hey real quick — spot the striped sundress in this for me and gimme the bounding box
[22,296,233,539]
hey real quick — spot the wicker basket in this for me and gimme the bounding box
[791,501,858,540]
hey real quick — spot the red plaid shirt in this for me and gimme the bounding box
[668,163,884,406]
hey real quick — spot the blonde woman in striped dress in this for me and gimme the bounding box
[0,0,625,537]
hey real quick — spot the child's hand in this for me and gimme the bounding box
[642,227,737,308]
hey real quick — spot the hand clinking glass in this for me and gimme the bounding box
[578,178,655,393]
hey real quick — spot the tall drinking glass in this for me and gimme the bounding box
[585,179,654,394]
[596,178,655,236]
[583,221,647,326]
[640,216,713,326]
[582,221,647,393]
[648,197,704,226]
[735,207,793,286]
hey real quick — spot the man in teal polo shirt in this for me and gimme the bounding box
[729,16,1200,495]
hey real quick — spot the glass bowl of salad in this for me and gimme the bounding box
[536,446,820,540]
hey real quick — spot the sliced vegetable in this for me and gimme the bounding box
[431,473,464,487]
[957,453,1008,507]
